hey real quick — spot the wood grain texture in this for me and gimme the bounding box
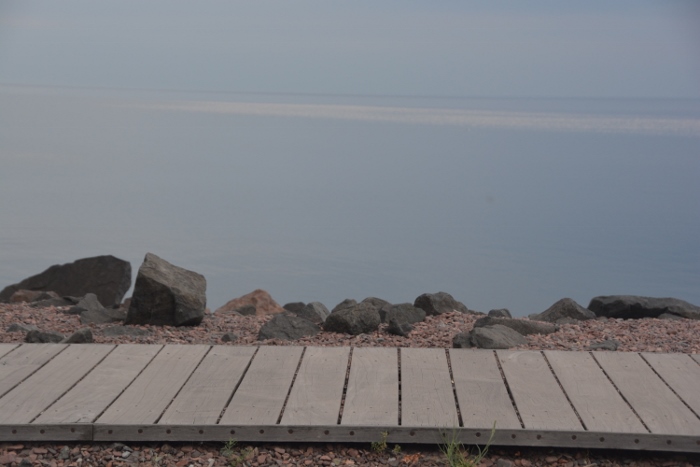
[0,344,66,398]
[221,346,303,425]
[281,346,350,426]
[96,344,209,425]
[594,352,700,435]
[342,347,398,426]
[401,348,459,427]
[449,349,521,429]
[497,350,582,431]
[544,351,646,433]
[641,353,700,419]
[0,344,113,424]
[159,346,256,425]
[0,344,18,360]
[34,344,162,423]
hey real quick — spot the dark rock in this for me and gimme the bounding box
[588,295,700,320]
[452,331,474,348]
[387,318,413,337]
[30,297,75,308]
[258,313,321,341]
[6,323,39,333]
[384,303,426,326]
[488,308,512,318]
[588,339,620,351]
[125,253,207,326]
[469,325,528,349]
[659,313,685,321]
[8,290,60,303]
[323,302,381,335]
[0,255,131,307]
[331,299,357,313]
[61,328,93,344]
[283,302,306,313]
[221,332,238,343]
[473,316,558,335]
[531,298,595,323]
[234,305,257,316]
[414,292,470,315]
[361,297,391,310]
[290,302,330,325]
[67,293,126,325]
[25,330,64,343]
[215,289,284,316]
[102,325,152,337]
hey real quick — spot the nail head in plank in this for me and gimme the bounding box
[545,351,646,433]
[282,346,350,426]
[0,344,67,398]
[642,353,700,419]
[159,346,256,425]
[34,344,163,424]
[497,350,582,431]
[0,344,114,424]
[220,346,303,425]
[0,344,18,360]
[401,348,459,427]
[594,352,700,436]
[96,344,209,425]
[449,349,521,429]
[342,347,398,426]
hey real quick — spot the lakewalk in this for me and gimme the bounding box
[0,344,699,453]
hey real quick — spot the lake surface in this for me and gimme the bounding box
[1,85,698,317]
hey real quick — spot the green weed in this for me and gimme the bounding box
[371,431,389,452]
[440,422,496,467]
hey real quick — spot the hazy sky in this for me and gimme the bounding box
[0,0,698,98]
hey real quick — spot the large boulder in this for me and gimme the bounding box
[588,295,700,320]
[531,298,595,323]
[0,255,131,307]
[473,316,558,336]
[414,292,470,315]
[215,289,284,316]
[453,325,527,349]
[289,302,330,325]
[323,302,381,335]
[258,313,321,341]
[125,253,207,326]
[331,299,357,313]
[384,303,426,326]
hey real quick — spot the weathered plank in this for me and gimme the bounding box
[449,349,521,429]
[0,344,18,360]
[691,354,700,366]
[0,344,66,398]
[544,351,646,433]
[282,347,350,426]
[0,344,113,424]
[34,344,162,424]
[342,347,398,426]
[159,346,256,425]
[96,345,209,425]
[642,353,700,418]
[497,350,582,431]
[594,352,700,435]
[220,346,303,425]
[401,348,459,427]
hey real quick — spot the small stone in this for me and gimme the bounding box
[221,333,238,343]
[121,451,131,459]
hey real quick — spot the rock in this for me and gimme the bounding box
[588,295,700,320]
[414,292,470,315]
[323,302,381,335]
[531,298,595,323]
[215,289,284,316]
[473,316,558,336]
[361,297,391,309]
[102,325,152,337]
[30,297,75,308]
[469,325,528,349]
[234,305,257,316]
[6,323,39,333]
[9,290,60,303]
[384,303,426,326]
[221,332,238,342]
[488,308,512,318]
[588,339,620,351]
[387,318,413,337]
[659,313,684,320]
[61,328,93,344]
[258,313,321,341]
[452,331,474,348]
[283,302,306,313]
[289,301,330,325]
[125,253,207,326]
[331,299,357,313]
[25,330,64,343]
[0,255,131,307]
[67,293,126,325]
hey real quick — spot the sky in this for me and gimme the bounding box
[0,0,698,99]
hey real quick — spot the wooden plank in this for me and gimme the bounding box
[220,346,303,425]
[96,344,209,425]
[0,344,113,424]
[159,346,256,425]
[34,344,162,424]
[0,344,18,360]
[342,347,398,426]
[401,348,459,427]
[0,344,66,398]
[642,353,700,419]
[545,351,646,433]
[281,347,350,426]
[497,350,582,431]
[594,352,700,435]
[691,354,700,366]
[449,349,521,429]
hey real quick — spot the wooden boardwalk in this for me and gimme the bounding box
[0,344,699,452]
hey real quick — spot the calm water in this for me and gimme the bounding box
[1,86,698,316]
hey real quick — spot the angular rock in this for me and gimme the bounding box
[6,323,39,333]
[0,255,131,307]
[473,316,558,336]
[531,298,595,323]
[588,339,620,351]
[289,301,330,325]
[25,330,64,343]
[387,318,413,337]
[588,295,700,320]
[488,308,512,318]
[258,313,321,341]
[452,331,474,348]
[215,289,284,316]
[61,328,93,344]
[221,332,238,343]
[66,293,126,325]
[125,253,207,326]
[102,325,152,337]
[323,302,381,335]
[9,290,60,303]
[283,302,306,313]
[414,292,470,315]
[331,299,357,313]
[384,303,426,326]
[469,325,528,349]
[234,305,257,316]
[361,297,391,309]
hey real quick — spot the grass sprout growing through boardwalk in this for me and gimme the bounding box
[371,431,389,452]
[440,423,496,467]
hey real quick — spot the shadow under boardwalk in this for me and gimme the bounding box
[0,344,699,453]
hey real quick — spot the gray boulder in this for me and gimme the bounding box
[0,255,131,307]
[531,298,595,323]
[61,328,93,344]
[488,309,512,318]
[102,325,152,338]
[290,302,330,325]
[588,295,700,320]
[25,330,64,343]
[258,313,321,341]
[453,325,528,349]
[331,299,357,313]
[361,297,391,310]
[323,302,381,335]
[384,303,426,326]
[414,292,470,315]
[473,316,558,336]
[125,253,207,326]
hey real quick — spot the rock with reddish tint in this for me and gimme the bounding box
[258,313,321,341]
[0,255,131,307]
[588,295,700,320]
[323,302,381,335]
[473,316,558,336]
[215,289,284,316]
[9,289,60,303]
[125,253,207,326]
[25,329,64,343]
[531,298,595,323]
[414,292,470,315]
